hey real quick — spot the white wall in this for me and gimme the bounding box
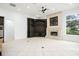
[0,8,28,42]
[13,13,27,40]
[5,20,14,42]
[62,8,79,42]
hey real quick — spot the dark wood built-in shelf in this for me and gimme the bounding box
[27,18,47,37]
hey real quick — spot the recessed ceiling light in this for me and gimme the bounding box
[17,8,21,11]
[27,6,30,8]
[52,8,55,11]
[36,15,40,17]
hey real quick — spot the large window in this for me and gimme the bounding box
[66,14,79,35]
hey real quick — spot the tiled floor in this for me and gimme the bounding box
[2,38,79,56]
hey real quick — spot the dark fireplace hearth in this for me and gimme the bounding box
[51,32,58,36]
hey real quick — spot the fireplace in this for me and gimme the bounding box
[51,32,58,36]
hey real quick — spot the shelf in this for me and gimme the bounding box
[0,25,3,27]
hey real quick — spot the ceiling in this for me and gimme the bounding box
[0,3,79,18]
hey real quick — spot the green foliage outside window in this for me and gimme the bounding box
[66,14,79,35]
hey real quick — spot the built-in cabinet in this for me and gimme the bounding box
[27,18,47,37]
[0,16,4,56]
[0,16,4,39]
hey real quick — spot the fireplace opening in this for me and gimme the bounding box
[51,32,58,36]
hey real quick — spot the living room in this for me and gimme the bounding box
[0,3,79,56]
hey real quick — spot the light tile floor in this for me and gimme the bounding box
[2,38,79,56]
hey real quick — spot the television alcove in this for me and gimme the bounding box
[50,16,58,26]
